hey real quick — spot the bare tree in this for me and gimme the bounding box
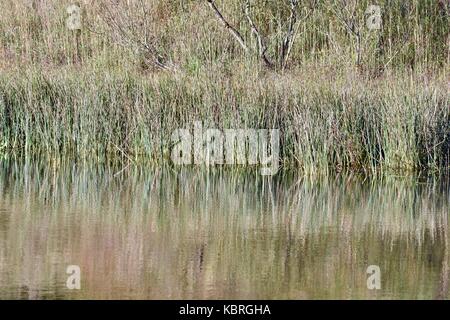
[280,0,300,70]
[206,0,250,53]
[93,0,177,72]
[329,0,363,68]
[243,0,273,68]
[206,0,315,71]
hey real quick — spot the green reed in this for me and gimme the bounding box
[0,68,448,174]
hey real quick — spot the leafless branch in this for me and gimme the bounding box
[281,0,299,70]
[95,0,177,72]
[244,0,273,68]
[206,0,249,52]
[329,0,363,67]
[206,0,315,71]
[281,0,317,70]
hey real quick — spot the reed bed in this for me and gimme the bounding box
[0,0,448,175]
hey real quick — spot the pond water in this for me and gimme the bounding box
[0,160,448,299]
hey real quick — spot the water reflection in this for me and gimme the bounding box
[0,159,448,299]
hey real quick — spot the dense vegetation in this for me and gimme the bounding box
[0,0,448,174]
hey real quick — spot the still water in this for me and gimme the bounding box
[0,160,448,299]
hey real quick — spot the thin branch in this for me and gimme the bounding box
[244,0,273,68]
[206,0,312,71]
[95,1,177,72]
[329,0,362,67]
[281,0,299,69]
[281,0,316,70]
[206,0,249,52]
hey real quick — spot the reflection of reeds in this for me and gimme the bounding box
[0,161,448,299]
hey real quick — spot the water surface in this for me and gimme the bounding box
[0,160,449,299]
